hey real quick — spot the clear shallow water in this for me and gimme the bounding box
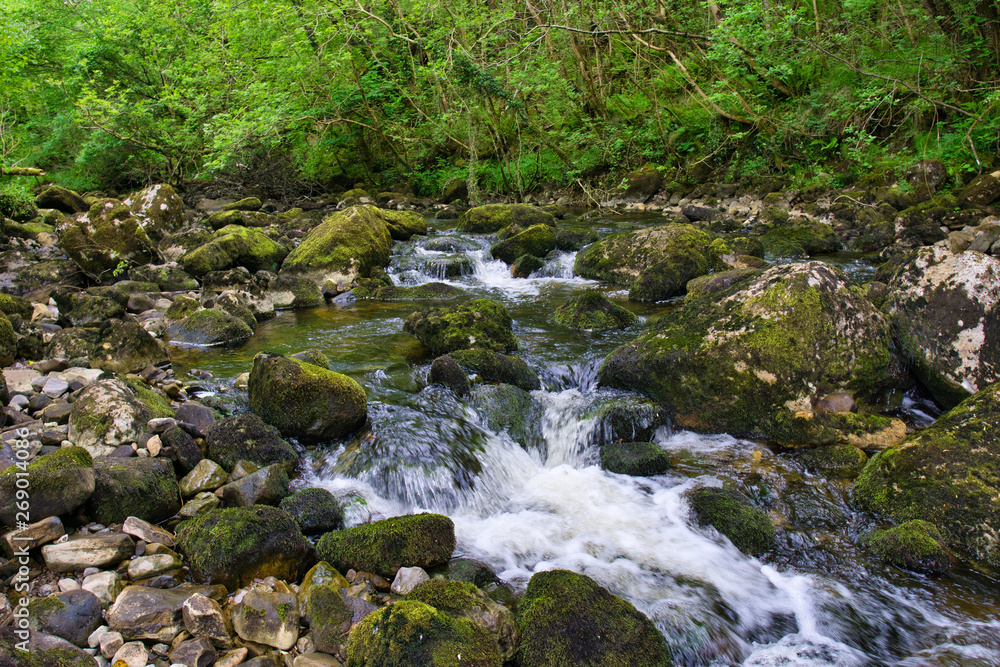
[170,215,1000,666]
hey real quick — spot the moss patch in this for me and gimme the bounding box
[403,299,518,356]
[862,520,951,573]
[689,487,774,556]
[555,291,637,330]
[316,513,455,578]
[457,204,554,234]
[600,442,670,477]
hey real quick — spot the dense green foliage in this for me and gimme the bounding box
[1,0,998,194]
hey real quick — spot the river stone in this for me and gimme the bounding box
[381,208,428,240]
[555,290,637,331]
[27,589,103,647]
[599,262,905,437]
[429,354,470,396]
[885,246,1000,408]
[0,629,97,667]
[689,487,774,556]
[3,516,65,551]
[305,582,354,655]
[248,353,368,443]
[298,561,350,625]
[56,293,126,328]
[99,630,123,658]
[130,262,201,291]
[128,553,182,579]
[182,593,232,648]
[600,442,670,477]
[490,224,557,264]
[204,413,297,472]
[279,205,392,291]
[403,298,518,355]
[620,162,663,203]
[169,636,217,667]
[295,653,344,667]
[316,513,455,578]
[181,224,289,277]
[391,566,429,595]
[0,447,94,526]
[516,569,671,667]
[760,218,839,257]
[122,516,175,547]
[36,185,88,214]
[159,424,204,472]
[345,599,500,667]
[179,491,220,518]
[456,203,554,233]
[111,641,149,667]
[231,585,299,650]
[179,459,229,496]
[88,317,169,374]
[574,223,723,302]
[166,307,254,346]
[67,378,150,456]
[106,584,227,642]
[175,505,316,589]
[862,519,951,573]
[57,200,160,278]
[218,464,290,506]
[449,348,540,391]
[82,571,123,607]
[175,400,217,433]
[85,457,181,525]
[41,533,135,573]
[122,183,186,241]
[279,487,344,534]
[853,382,1000,567]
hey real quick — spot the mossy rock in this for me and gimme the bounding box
[248,353,368,443]
[600,442,670,476]
[0,631,96,667]
[852,382,1000,567]
[554,291,637,331]
[126,377,176,419]
[861,520,951,573]
[0,313,14,365]
[35,185,88,214]
[164,295,202,322]
[269,274,325,308]
[0,292,33,319]
[403,299,518,356]
[470,384,544,451]
[279,205,393,291]
[598,262,905,437]
[222,196,263,211]
[0,447,94,526]
[574,223,723,302]
[769,411,906,450]
[797,444,868,478]
[180,224,288,277]
[84,457,181,525]
[490,224,557,265]
[128,263,200,291]
[510,254,545,278]
[381,209,429,240]
[214,292,257,327]
[88,318,169,374]
[175,505,316,589]
[290,348,331,369]
[205,413,299,472]
[406,579,517,662]
[760,218,839,258]
[620,162,663,203]
[457,204,554,234]
[308,581,354,654]
[555,227,599,251]
[449,348,540,391]
[516,569,671,667]
[584,395,669,445]
[56,203,159,278]
[688,487,774,556]
[685,269,762,300]
[355,283,466,301]
[345,599,501,667]
[166,307,254,346]
[316,513,455,578]
[68,378,155,455]
[958,169,1000,207]
[279,487,344,534]
[121,183,187,242]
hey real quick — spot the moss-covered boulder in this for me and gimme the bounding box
[798,444,868,478]
[516,569,671,667]
[68,378,155,456]
[36,185,88,214]
[574,223,723,302]
[248,353,368,443]
[175,505,316,589]
[279,487,344,534]
[354,282,467,301]
[346,599,501,667]
[619,163,663,203]
[685,268,762,300]
[316,513,455,578]
[470,384,544,451]
[121,183,187,241]
[490,224,556,265]
[448,348,540,391]
[180,225,288,277]
[403,299,518,356]
[457,204,554,234]
[510,254,545,278]
[958,168,1000,206]
[599,442,670,476]
[599,262,904,436]
[853,382,1000,567]
[84,457,181,525]
[0,292,33,319]
[382,209,429,240]
[0,447,95,526]
[222,196,263,211]
[88,318,169,374]
[885,246,1000,408]
[861,519,951,573]
[166,307,254,346]
[305,578,354,654]
[584,394,670,445]
[55,293,126,328]
[57,202,160,279]
[0,629,97,667]
[406,579,517,662]
[770,411,907,450]
[205,413,299,472]
[279,205,392,292]
[689,487,774,556]
[128,263,200,291]
[760,218,839,257]
[0,313,14,365]
[555,291,637,330]
[45,327,99,360]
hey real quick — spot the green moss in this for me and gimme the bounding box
[27,595,67,616]
[600,442,670,477]
[555,291,637,330]
[381,209,429,240]
[206,412,299,472]
[406,579,483,614]
[2,446,93,476]
[357,283,466,301]
[279,487,344,534]
[0,313,15,363]
[165,295,202,321]
[516,570,671,667]
[403,299,518,356]
[346,599,501,667]
[85,457,180,525]
[511,254,545,278]
[490,224,557,264]
[0,293,32,319]
[181,224,288,276]
[449,348,540,390]
[689,487,774,556]
[798,444,868,477]
[457,204,555,233]
[280,205,392,284]
[862,520,950,573]
[126,378,175,419]
[316,513,455,578]
[760,219,839,257]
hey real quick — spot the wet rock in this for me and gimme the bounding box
[381,209,428,240]
[429,354,470,396]
[166,307,254,346]
[760,218,839,257]
[599,442,670,477]
[279,487,344,534]
[862,519,951,573]
[853,382,1000,567]
[128,553,182,579]
[179,459,230,496]
[448,348,540,391]
[403,298,518,355]
[599,262,904,437]
[27,589,103,647]
[510,253,545,278]
[41,533,135,573]
[689,487,774,556]
[182,593,232,648]
[180,224,288,277]
[218,464,290,506]
[886,246,999,408]
[0,447,94,525]
[205,413,298,472]
[490,224,556,264]
[175,505,316,589]
[88,318,169,375]
[316,513,455,578]
[391,566,429,595]
[470,384,544,451]
[457,203,554,233]
[585,394,669,445]
[179,491,221,518]
[249,353,367,443]
[85,457,181,525]
[231,585,299,650]
[770,411,907,450]
[554,290,637,331]
[159,424,204,473]
[175,401,217,434]
[99,629,124,658]
[516,569,670,667]
[106,584,227,642]
[797,444,868,478]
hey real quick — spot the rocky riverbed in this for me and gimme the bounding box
[0,167,999,666]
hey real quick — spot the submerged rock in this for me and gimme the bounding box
[316,513,455,578]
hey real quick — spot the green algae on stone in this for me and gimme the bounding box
[279,487,344,534]
[125,378,175,419]
[355,282,466,301]
[685,269,762,300]
[316,513,455,578]
[600,442,670,477]
[175,505,316,589]
[346,599,501,667]
[770,411,906,450]
[457,204,555,234]
[490,224,556,264]
[689,487,774,556]
[516,569,672,667]
[85,457,180,525]
[861,519,951,573]
[0,447,94,525]
[470,384,545,451]
[403,299,518,356]
[448,348,540,390]
[180,224,288,277]
[554,291,637,330]
[205,413,299,472]
[164,295,202,322]
[852,382,1000,567]
[798,444,868,478]
[248,353,367,443]
[166,308,254,347]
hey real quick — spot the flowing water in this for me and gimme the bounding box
[170,214,1000,666]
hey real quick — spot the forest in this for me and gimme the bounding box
[1,0,998,200]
